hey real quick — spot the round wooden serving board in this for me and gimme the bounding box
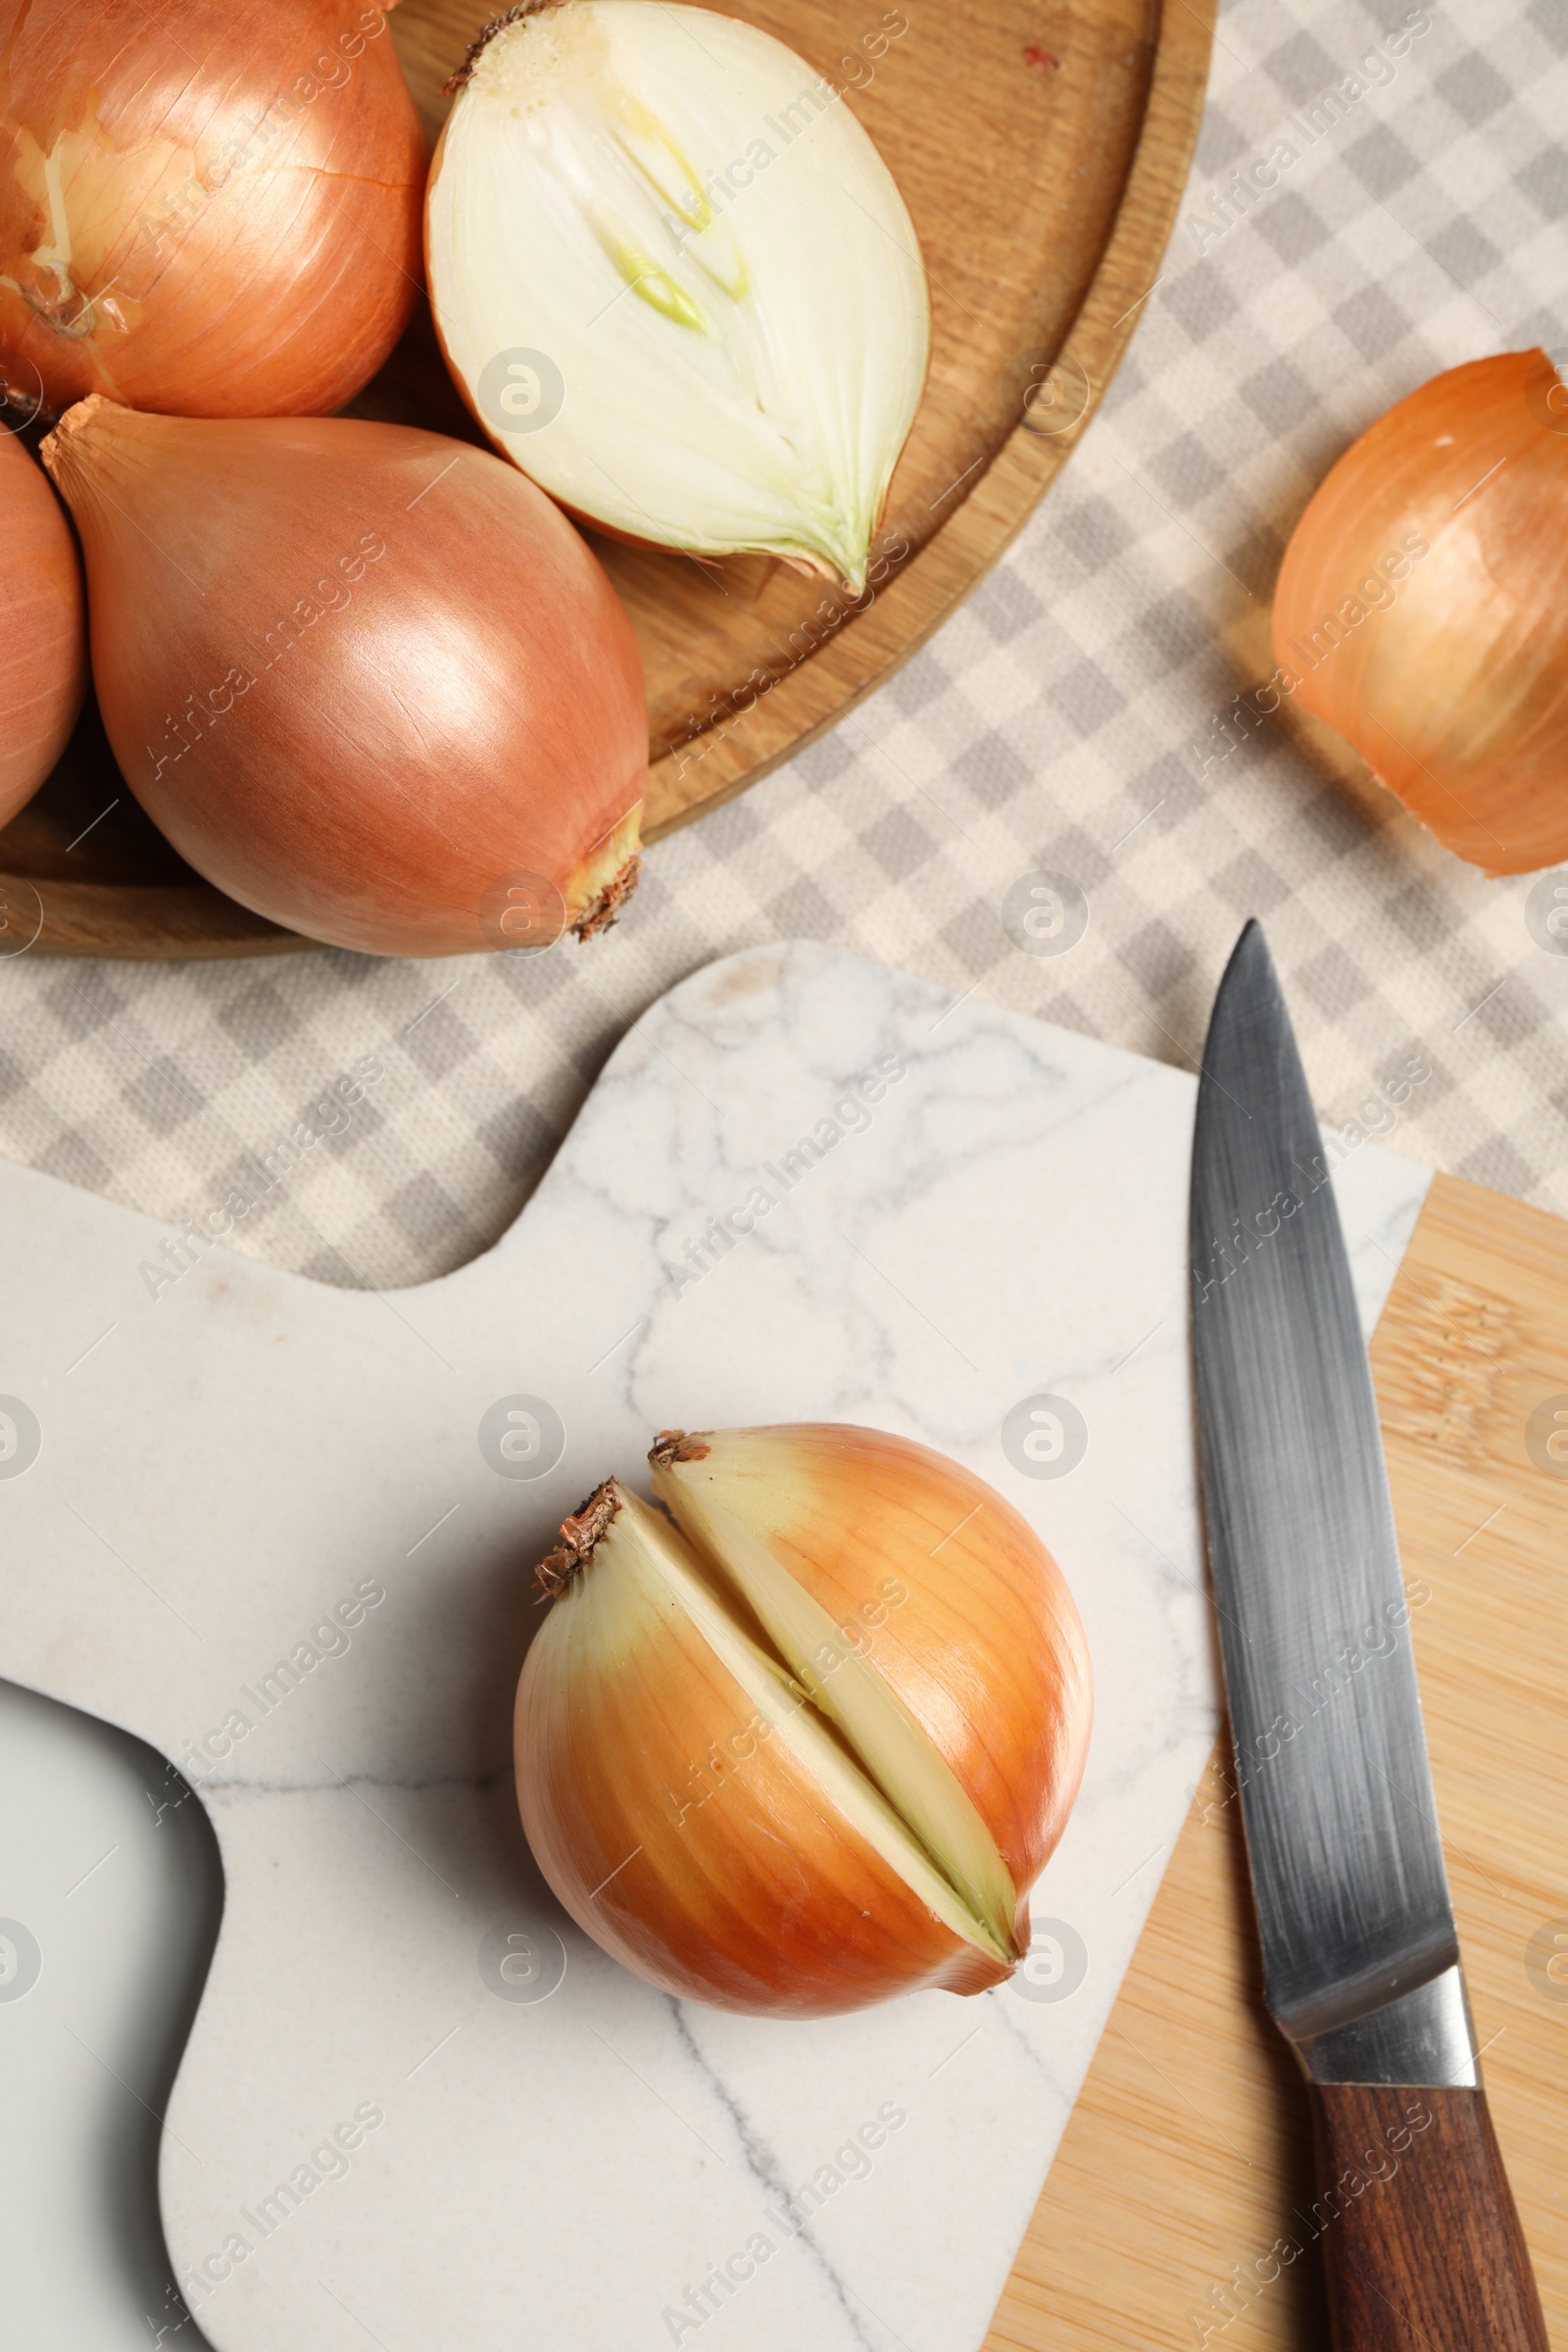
[2,0,1214,958]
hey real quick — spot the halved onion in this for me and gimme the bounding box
[426,2,929,592]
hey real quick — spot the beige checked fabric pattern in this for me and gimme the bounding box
[1,0,1564,1291]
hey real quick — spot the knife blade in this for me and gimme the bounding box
[1190,919,1547,2352]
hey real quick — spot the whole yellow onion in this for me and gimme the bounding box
[1273,349,1568,874]
[0,432,84,823]
[40,399,646,956]
[514,1426,1092,2018]
[0,0,424,421]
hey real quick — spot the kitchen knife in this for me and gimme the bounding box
[1189,919,1547,2352]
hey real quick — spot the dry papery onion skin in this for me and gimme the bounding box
[0,0,425,422]
[1273,349,1568,875]
[40,397,646,956]
[0,433,85,822]
[426,1,929,593]
[515,1425,1092,2017]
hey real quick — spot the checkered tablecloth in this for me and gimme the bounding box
[3,0,1564,1292]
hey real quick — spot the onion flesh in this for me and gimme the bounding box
[41,397,646,956]
[0,0,425,421]
[515,1427,1092,2017]
[0,431,85,823]
[426,2,929,592]
[1272,349,1568,874]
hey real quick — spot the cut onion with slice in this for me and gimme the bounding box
[515,1426,1092,2016]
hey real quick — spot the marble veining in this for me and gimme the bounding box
[0,940,1431,2352]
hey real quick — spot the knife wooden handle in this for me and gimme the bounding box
[1310,2082,1548,2352]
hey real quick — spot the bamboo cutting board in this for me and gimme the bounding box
[985,1171,1568,2352]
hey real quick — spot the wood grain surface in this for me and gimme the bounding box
[1312,2083,1549,2352]
[983,1170,1568,2352]
[0,0,1214,956]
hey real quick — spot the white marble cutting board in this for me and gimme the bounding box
[0,939,1432,2352]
